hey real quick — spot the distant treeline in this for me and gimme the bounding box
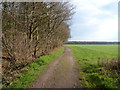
[65,41,120,45]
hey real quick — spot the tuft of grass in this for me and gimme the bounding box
[67,45,119,88]
[5,47,64,88]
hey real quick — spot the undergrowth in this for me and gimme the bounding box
[4,47,64,88]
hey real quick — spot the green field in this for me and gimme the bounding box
[67,45,119,88]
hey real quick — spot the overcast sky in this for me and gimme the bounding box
[69,0,119,41]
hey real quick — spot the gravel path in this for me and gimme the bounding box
[30,47,80,88]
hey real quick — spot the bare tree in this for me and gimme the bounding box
[2,2,74,86]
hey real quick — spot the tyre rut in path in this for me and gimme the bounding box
[30,47,80,88]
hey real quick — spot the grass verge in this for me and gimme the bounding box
[5,47,64,88]
[67,45,119,88]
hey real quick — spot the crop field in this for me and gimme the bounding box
[67,45,119,88]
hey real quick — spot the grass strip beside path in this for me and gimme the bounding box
[6,47,64,88]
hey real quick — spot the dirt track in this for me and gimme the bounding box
[30,47,80,88]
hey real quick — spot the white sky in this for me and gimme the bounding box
[69,0,119,41]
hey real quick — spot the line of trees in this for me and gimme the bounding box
[2,2,74,86]
[65,41,119,45]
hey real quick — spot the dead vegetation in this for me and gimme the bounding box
[98,59,120,87]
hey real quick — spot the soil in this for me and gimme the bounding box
[30,47,81,88]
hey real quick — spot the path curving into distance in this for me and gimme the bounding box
[30,47,80,88]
